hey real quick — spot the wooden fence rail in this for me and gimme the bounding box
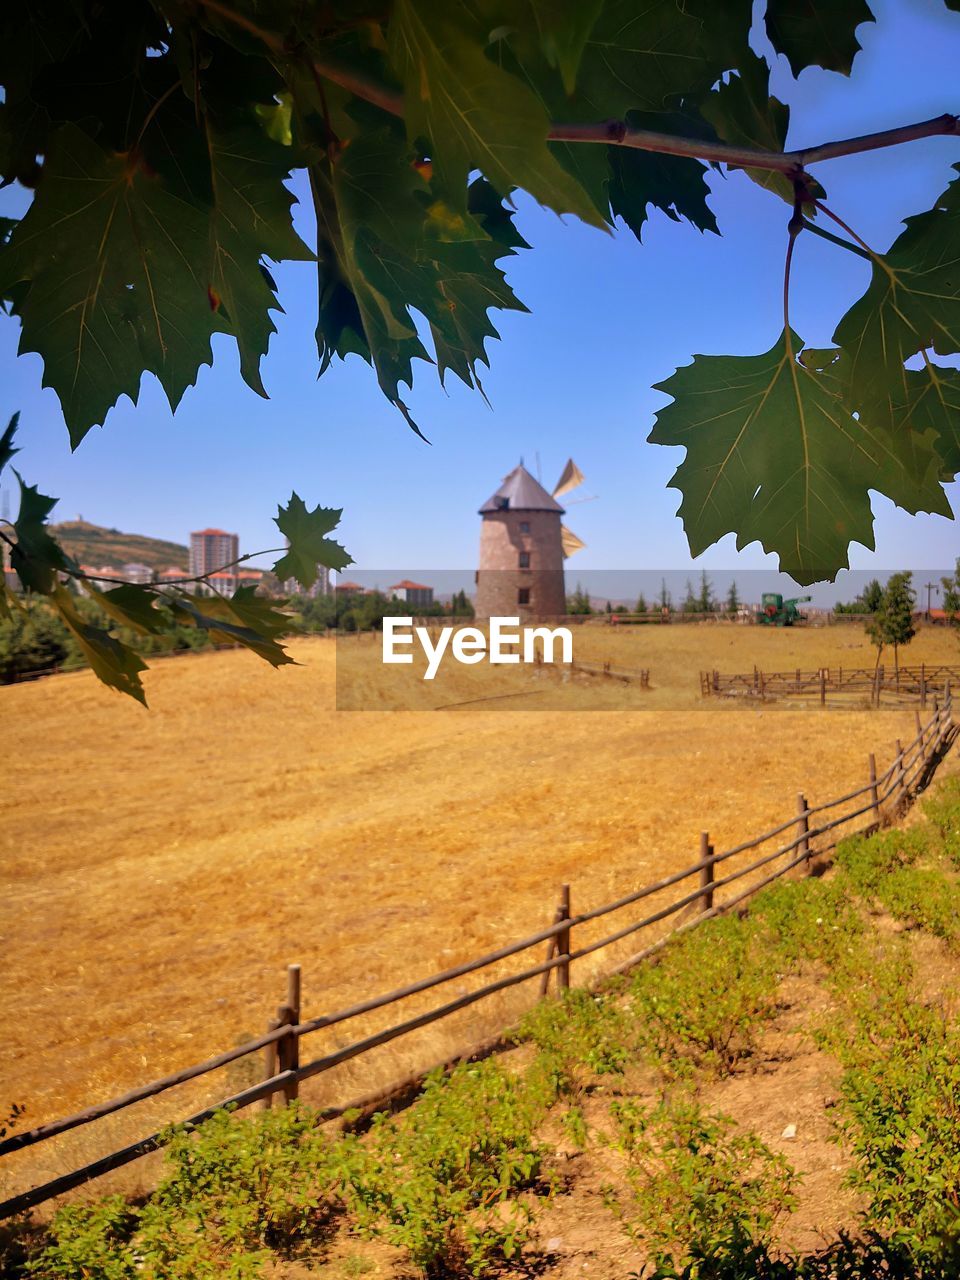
[701,663,960,705]
[1,688,954,1219]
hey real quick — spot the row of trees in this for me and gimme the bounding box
[568,574,743,617]
[291,589,474,634]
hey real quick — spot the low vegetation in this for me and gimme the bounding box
[6,780,960,1279]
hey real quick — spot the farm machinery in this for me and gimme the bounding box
[756,593,811,626]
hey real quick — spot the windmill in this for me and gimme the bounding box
[551,458,594,559]
[475,457,593,619]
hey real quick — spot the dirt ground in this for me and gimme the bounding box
[1,623,957,1201]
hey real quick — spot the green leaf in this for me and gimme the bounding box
[832,166,960,415]
[9,472,71,593]
[310,128,527,415]
[649,329,909,583]
[570,0,752,121]
[798,347,953,517]
[168,593,294,669]
[608,109,720,241]
[273,494,352,590]
[83,582,167,634]
[388,0,603,225]
[0,124,222,444]
[0,412,19,475]
[700,52,798,205]
[527,0,604,94]
[216,584,290,641]
[52,583,148,704]
[203,117,314,397]
[765,0,875,78]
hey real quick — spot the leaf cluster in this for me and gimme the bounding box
[2,3,959,586]
[0,415,351,703]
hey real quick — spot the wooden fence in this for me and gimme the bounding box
[1,689,954,1219]
[701,663,960,705]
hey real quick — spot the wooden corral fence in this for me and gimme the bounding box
[701,663,960,706]
[1,689,955,1219]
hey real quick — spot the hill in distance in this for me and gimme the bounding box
[51,520,188,572]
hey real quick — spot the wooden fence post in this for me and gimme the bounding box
[868,753,880,827]
[539,900,562,997]
[920,662,927,709]
[796,793,810,870]
[699,831,715,912]
[281,965,301,1105]
[795,667,801,693]
[895,739,905,806]
[557,884,571,991]
[260,1015,280,1111]
[759,670,766,701]
[915,710,926,767]
[819,668,826,706]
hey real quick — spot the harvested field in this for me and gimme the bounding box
[1,623,957,1200]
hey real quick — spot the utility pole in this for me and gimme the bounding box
[924,581,938,620]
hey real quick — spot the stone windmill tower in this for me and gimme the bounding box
[475,460,586,620]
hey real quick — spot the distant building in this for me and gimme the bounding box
[3,566,19,594]
[156,565,188,588]
[282,563,331,599]
[78,564,120,592]
[193,568,264,597]
[475,464,566,621]
[335,580,366,596]
[122,562,153,584]
[389,579,434,608]
[190,528,239,578]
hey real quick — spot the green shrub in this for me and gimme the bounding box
[25,1197,138,1280]
[338,1060,552,1278]
[923,780,960,870]
[835,828,927,898]
[514,986,633,1098]
[26,1106,339,1280]
[750,878,865,972]
[875,867,960,948]
[629,916,779,1077]
[606,1096,798,1274]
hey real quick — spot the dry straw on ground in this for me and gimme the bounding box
[1,622,957,1199]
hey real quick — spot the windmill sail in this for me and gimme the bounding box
[561,524,586,558]
[553,458,585,499]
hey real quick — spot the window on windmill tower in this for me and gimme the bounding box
[518,587,531,606]
[519,551,531,569]
[519,521,530,534]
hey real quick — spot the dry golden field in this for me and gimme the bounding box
[1,620,958,1200]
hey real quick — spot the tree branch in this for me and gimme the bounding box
[310,49,959,175]
[192,0,959,175]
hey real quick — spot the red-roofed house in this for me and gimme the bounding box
[389,579,434,608]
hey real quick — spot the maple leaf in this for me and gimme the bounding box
[832,166,960,415]
[0,412,19,475]
[608,109,720,241]
[273,494,352,591]
[388,0,603,225]
[9,472,71,593]
[0,125,222,444]
[765,0,876,78]
[202,118,314,397]
[701,52,803,206]
[650,330,913,583]
[170,592,294,668]
[798,347,952,518]
[83,582,167,635]
[52,584,149,705]
[570,0,752,121]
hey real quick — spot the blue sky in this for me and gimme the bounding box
[2,0,959,585]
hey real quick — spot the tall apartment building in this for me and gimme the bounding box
[281,562,331,599]
[190,528,239,578]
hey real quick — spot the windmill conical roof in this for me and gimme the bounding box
[479,465,564,514]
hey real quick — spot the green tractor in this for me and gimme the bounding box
[756,592,811,626]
